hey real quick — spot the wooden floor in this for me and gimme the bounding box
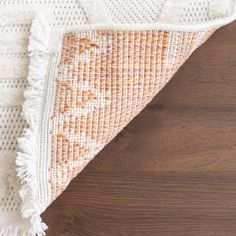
[42,22,236,236]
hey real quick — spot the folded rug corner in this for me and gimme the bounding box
[0,0,236,235]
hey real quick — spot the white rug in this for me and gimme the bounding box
[0,0,235,235]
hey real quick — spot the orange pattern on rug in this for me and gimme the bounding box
[50,29,214,198]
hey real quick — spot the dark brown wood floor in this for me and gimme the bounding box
[42,21,236,236]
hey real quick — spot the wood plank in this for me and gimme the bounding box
[43,172,236,236]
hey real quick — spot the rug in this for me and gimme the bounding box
[0,0,235,235]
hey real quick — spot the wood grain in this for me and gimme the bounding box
[42,21,236,236]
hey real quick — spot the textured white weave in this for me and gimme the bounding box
[0,0,235,235]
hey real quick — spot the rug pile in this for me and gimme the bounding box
[0,0,235,235]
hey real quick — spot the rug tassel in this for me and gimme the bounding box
[15,12,51,236]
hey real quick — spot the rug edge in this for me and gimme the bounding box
[15,12,51,236]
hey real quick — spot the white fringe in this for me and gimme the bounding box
[15,12,51,236]
[79,0,112,23]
